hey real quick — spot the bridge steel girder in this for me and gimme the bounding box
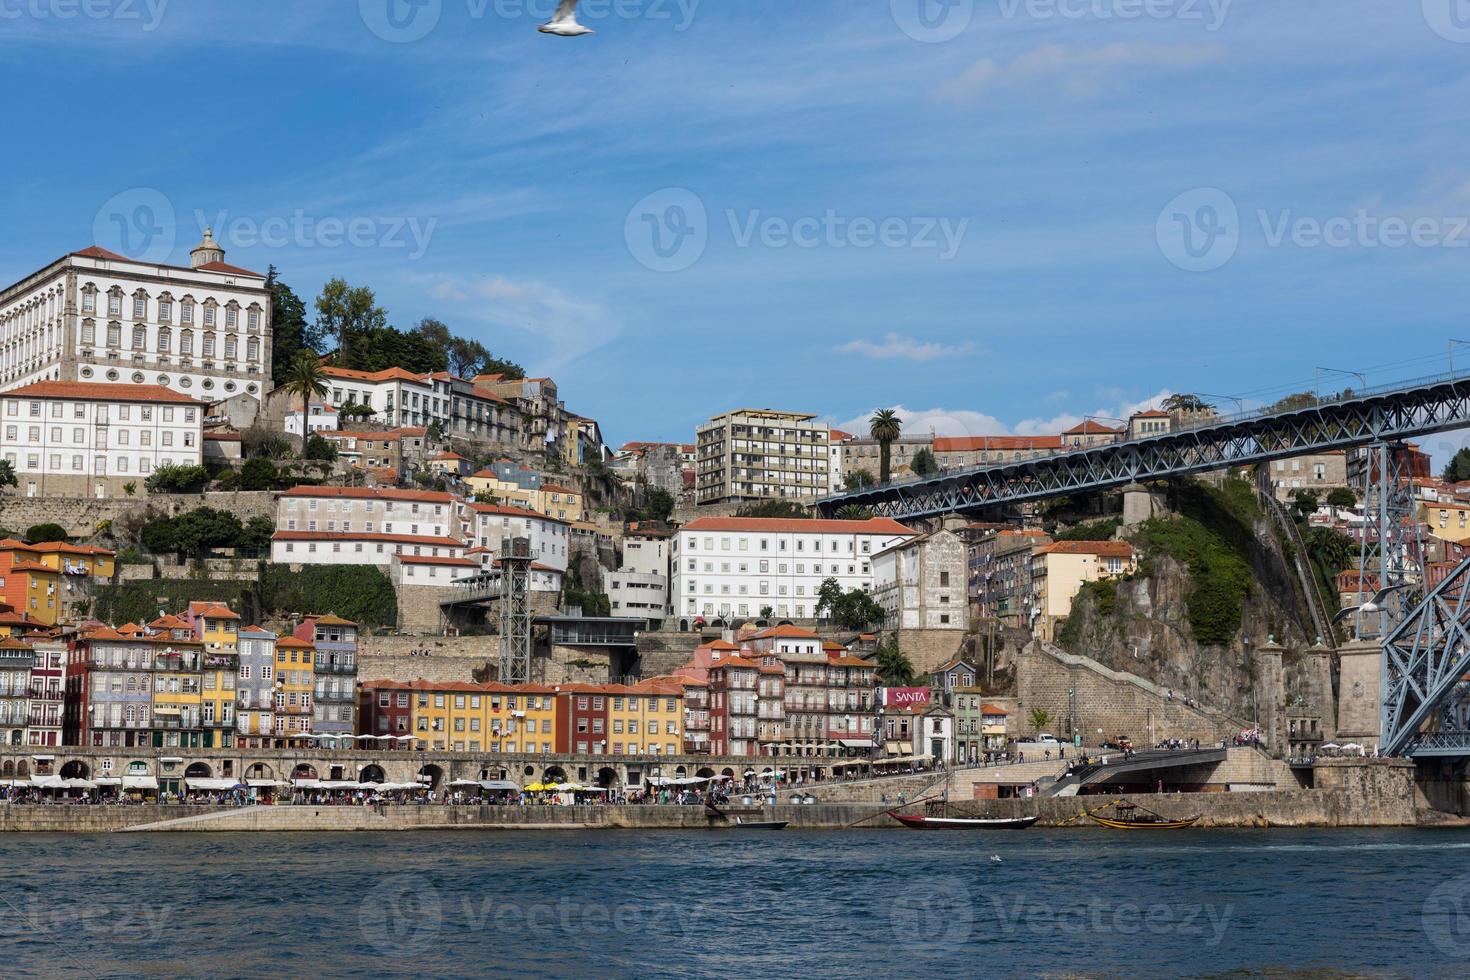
[817,375,1470,520]
[1381,555,1470,758]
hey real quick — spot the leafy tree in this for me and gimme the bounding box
[1029,708,1052,734]
[1325,487,1358,509]
[123,482,137,497]
[1444,447,1470,484]
[627,488,674,524]
[1055,517,1122,542]
[910,447,939,477]
[305,434,338,462]
[339,402,377,423]
[874,640,917,686]
[817,578,885,630]
[243,429,292,460]
[146,463,211,494]
[835,504,871,521]
[735,500,810,519]
[1161,394,1212,414]
[311,278,387,363]
[24,523,68,544]
[281,352,330,457]
[238,516,275,551]
[172,507,244,558]
[265,266,310,380]
[1290,488,1321,521]
[869,409,902,483]
[413,317,525,380]
[240,457,280,491]
[759,605,774,620]
[843,469,875,491]
[0,460,17,489]
[1268,391,1320,413]
[815,577,846,619]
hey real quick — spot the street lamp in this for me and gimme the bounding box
[1194,392,1246,417]
[1315,366,1367,402]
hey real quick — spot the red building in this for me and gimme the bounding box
[553,684,609,755]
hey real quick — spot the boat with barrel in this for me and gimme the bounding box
[1084,799,1201,830]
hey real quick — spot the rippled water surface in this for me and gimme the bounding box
[1,828,1467,978]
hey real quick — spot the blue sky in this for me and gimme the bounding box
[4,1,1470,458]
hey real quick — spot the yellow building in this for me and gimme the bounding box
[25,541,116,579]
[274,636,316,740]
[185,602,240,748]
[465,468,540,510]
[151,641,204,749]
[1420,499,1470,543]
[1030,541,1138,641]
[609,678,683,756]
[488,684,556,755]
[538,483,585,522]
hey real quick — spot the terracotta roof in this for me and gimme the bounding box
[1,381,206,406]
[395,555,478,568]
[188,601,240,620]
[934,435,1063,453]
[679,517,914,536]
[540,483,579,494]
[828,656,873,668]
[1064,420,1124,436]
[5,561,57,575]
[467,502,571,525]
[704,640,741,652]
[828,428,854,442]
[1132,409,1170,419]
[70,245,129,261]
[19,541,115,557]
[306,614,357,627]
[1034,541,1135,558]
[0,636,33,652]
[275,635,314,649]
[193,260,264,277]
[713,656,759,670]
[322,366,429,384]
[982,704,1011,715]
[748,624,821,640]
[431,452,467,461]
[272,531,464,548]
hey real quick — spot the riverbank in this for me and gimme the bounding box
[0,785,1439,831]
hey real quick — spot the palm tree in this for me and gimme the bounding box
[835,503,871,521]
[874,641,917,687]
[869,409,902,482]
[282,352,330,457]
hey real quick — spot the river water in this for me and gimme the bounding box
[0,828,1466,978]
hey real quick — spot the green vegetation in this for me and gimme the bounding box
[145,463,210,494]
[816,577,885,630]
[0,459,16,489]
[869,409,902,483]
[1055,517,1121,542]
[281,352,330,457]
[24,523,68,544]
[1029,708,1052,734]
[93,564,398,630]
[1446,447,1470,483]
[625,488,674,524]
[304,433,338,462]
[1302,525,1357,618]
[873,640,917,686]
[240,457,282,491]
[1132,479,1259,646]
[1325,487,1357,509]
[843,469,875,490]
[910,447,938,477]
[735,500,810,520]
[835,504,872,521]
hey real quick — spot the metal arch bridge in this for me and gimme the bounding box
[1382,559,1470,758]
[816,369,1470,520]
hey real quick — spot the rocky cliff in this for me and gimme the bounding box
[1057,480,1315,719]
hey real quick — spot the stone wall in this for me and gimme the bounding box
[357,633,496,684]
[0,490,276,538]
[1016,641,1245,746]
[892,627,966,675]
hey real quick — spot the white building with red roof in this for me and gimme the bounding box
[0,380,206,497]
[271,485,467,568]
[671,516,915,623]
[0,229,272,404]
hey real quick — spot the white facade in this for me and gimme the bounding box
[284,404,339,437]
[391,554,479,588]
[272,486,464,567]
[463,503,570,572]
[272,531,466,567]
[871,529,968,630]
[695,409,831,505]
[322,367,442,430]
[0,238,271,402]
[670,517,915,622]
[604,532,671,621]
[0,382,204,498]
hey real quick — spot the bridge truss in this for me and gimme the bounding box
[1382,557,1470,757]
[817,371,1470,521]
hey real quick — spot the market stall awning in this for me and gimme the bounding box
[186,778,247,792]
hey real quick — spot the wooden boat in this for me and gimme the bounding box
[887,810,1038,830]
[732,816,789,830]
[1084,799,1201,830]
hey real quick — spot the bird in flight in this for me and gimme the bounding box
[539,0,593,36]
[1332,585,1406,624]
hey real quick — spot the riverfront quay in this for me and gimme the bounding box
[3,828,1466,978]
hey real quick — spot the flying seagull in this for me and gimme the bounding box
[539,0,593,36]
[1332,585,1405,624]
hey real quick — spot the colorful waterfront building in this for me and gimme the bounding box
[608,678,683,756]
[65,627,201,748]
[236,625,277,748]
[26,636,65,746]
[0,543,64,626]
[707,655,760,757]
[151,638,203,748]
[273,635,315,742]
[0,636,35,747]
[486,683,556,754]
[553,684,609,755]
[181,602,240,748]
[295,614,358,737]
[679,675,711,755]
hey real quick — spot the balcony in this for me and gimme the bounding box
[314,661,357,675]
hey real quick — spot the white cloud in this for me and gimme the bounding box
[935,43,1226,104]
[833,389,1173,440]
[429,276,620,372]
[838,333,978,362]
